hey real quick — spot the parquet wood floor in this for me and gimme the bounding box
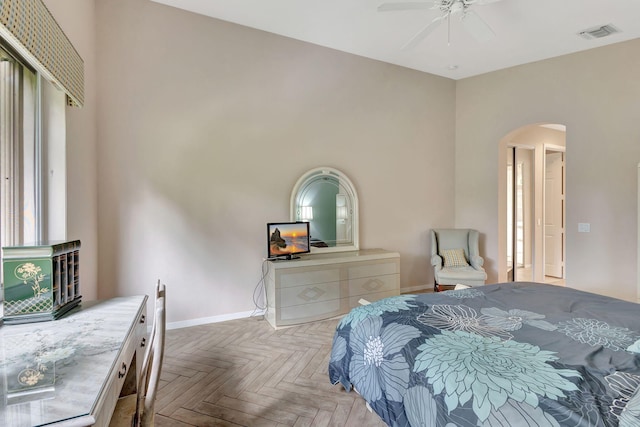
[154,316,387,427]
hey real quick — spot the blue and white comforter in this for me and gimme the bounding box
[328,283,640,426]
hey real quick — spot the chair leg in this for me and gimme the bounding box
[434,281,439,292]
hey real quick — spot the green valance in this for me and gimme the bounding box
[0,0,84,107]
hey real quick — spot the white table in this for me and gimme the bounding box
[0,295,148,426]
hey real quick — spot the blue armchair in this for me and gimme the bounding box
[430,228,487,291]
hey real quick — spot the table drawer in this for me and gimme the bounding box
[93,327,138,425]
[135,309,148,389]
[93,307,145,426]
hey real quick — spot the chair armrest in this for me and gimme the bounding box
[470,255,484,270]
[431,254,442,269]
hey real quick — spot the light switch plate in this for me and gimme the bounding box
[578,223,590,233]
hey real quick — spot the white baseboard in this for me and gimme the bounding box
[165,285,432,330]
[167,309,266,330]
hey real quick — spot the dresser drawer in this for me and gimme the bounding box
[279,281,341,307]
[279,268,341,288]
[279,298,343,322]
[348,261,398,280]
[348,289,399,308]
[348,274,399,297]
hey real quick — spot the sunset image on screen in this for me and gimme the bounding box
[269,223,309,256]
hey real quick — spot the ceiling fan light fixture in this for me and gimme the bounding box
[449,2,464,14]
[378,0,503,48]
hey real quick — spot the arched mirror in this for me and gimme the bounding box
[290,167,359,253]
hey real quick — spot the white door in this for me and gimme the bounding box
[544,151,564,278]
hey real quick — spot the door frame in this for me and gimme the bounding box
[506,145,535,281]
[498,124,566,283]
[543,145,566,280]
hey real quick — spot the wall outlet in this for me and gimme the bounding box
[578,223,590,233]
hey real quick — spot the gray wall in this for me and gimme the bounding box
[456,39,640,301]
[47,0,639,325]
[44,0,99,300]
[94,0,456,323]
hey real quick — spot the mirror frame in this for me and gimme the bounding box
[290,167,359,253]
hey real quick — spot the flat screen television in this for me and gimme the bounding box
[267,222,310,260]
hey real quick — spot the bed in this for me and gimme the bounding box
[328,282,640,426]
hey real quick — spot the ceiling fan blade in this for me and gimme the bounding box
[401,15,446,50]
[377,2,437,12]
[462,9,495,42]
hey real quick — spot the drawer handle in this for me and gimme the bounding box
[118,362,127,378]
[140,314,146,324]
[140,337,147,348]
[298,286,326,301]
[363,279,384,292]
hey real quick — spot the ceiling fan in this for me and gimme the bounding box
[378,0,505,49]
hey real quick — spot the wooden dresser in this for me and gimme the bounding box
[265,249,400,328]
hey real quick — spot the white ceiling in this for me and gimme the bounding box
[150,0,640,80]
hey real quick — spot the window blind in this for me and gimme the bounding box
[0,0,84,107]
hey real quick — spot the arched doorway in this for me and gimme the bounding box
[498,123,566,284]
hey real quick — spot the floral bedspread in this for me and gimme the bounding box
[328,283,640,426]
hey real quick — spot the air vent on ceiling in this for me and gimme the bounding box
[578,24,620,40]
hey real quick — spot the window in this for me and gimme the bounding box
[1,43,39,250]
[0,2,74,317]
[1,43,41,317]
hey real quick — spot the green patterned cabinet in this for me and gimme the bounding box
[2,240,81,324]
[265,249,400,328]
